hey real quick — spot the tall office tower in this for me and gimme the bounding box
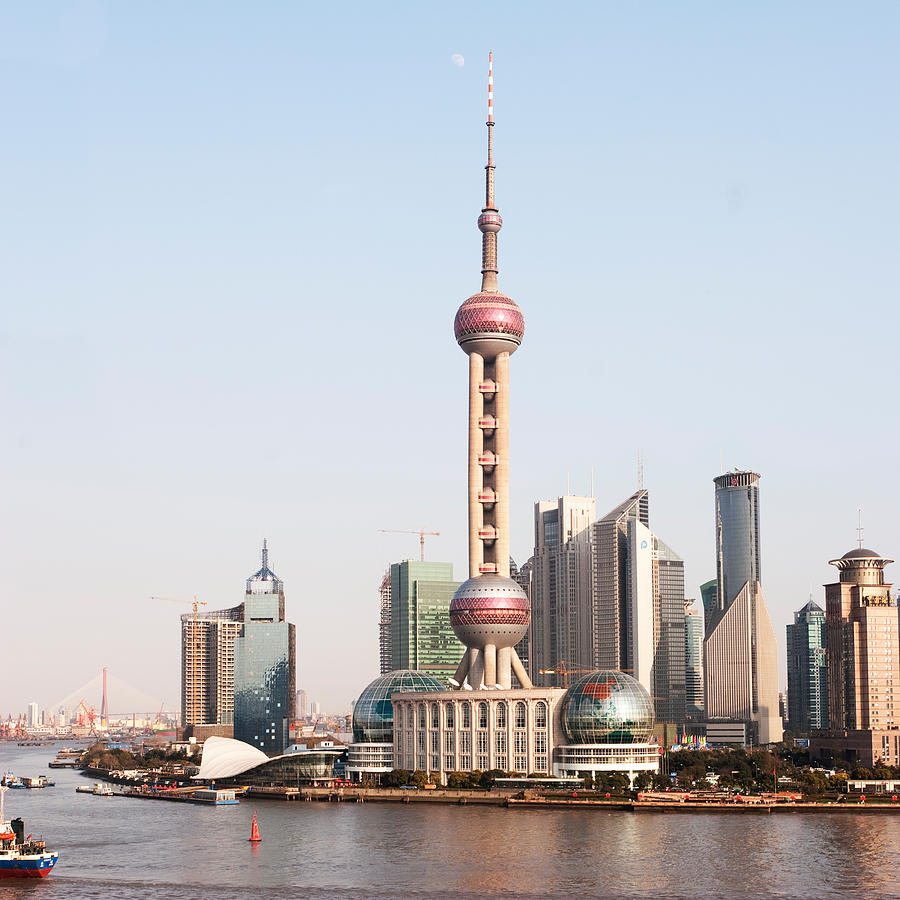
[654,536,687,723]
[531,496,596,683]
[786,599,828,733]
[295,689,308,719]
[378,569,392,674]
[592,491,650,670]
[447,52,532,692]
[684,601,705,718]
[510,556,533,679]
[704,471,782,744]
[624,517,686,722]
[27,702,38,728]
[389,560,464,680]
[234,542,297,753]
[824,547,898,733]
[181,602,243,728]
[591,489,686,720]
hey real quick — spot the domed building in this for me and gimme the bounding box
[553,672,660,785]
[347,671,444,781]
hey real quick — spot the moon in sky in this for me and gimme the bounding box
[451,53,464,67]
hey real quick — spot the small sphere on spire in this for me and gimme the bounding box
[478,211,502,234]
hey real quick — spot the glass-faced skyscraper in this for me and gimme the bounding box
[389,560,464,680]
[786,599,827,733]
[713,471,761,625]
[704,471,782,744]
[234,543,296,754]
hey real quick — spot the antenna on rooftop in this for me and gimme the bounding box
[637,450,644,490]
[857,508,864,549]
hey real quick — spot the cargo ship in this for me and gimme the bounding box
[0,786,58,878]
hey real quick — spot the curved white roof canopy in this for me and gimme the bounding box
[197,736,269,780]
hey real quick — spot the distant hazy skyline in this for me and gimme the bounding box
[3,2,899,715]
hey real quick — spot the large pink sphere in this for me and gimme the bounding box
[450,575,530,650]
[454,292,524,356]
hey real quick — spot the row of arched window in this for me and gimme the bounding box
[398,700,548,731]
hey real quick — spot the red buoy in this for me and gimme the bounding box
[249,811,261,843]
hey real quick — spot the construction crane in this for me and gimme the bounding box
[538,661,600,689]
[153,596,207,729]
[378,528,440,562]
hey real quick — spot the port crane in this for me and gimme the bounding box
[153,596,207,727]
[77,700,98,734]
[378,528,440,562]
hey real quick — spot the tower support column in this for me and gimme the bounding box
[468,352,485,579]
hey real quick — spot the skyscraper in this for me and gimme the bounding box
[181,602,243,729]
[825,547,897,732]
[593,490,649,671]
[591,490,686,722]
[786,599,827,733]
[233,542,296,753]
[378,569,392,674]
[531,496,595,683]
[704,471,782,744]
[389,560,463,680]
[684,601,704,719]
[510,556,533,678]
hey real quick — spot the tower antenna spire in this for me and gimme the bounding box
[262,538,268,570]
[478,51,502,292]
[857,508,864,549]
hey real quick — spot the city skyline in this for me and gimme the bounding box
[4,3,900,714]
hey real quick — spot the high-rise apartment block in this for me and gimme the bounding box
[181,604,243,728]
[684,601,704,719]
[531,496,595,680]
[786,600,827,733]
[378,569,392,674]
[182,542,296,753]
[389,560,463,681]
[811,546,899,767]
[703,471,782,745]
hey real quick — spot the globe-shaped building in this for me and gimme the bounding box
[351,671,444,744]
[449,574,530,650]
[559,671,655,745]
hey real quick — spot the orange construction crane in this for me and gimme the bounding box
[538,661,600,689]
[378,529,440,562]
[153,596,207,728]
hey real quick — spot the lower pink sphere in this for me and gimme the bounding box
[450,574,530,649]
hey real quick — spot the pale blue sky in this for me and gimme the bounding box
[3,1,899,715]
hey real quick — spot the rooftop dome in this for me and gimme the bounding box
[559,671,655,745]
[454,291,524,355]
[841,548,882,559]
[352,670,444,744]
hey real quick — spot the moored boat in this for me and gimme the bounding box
[0,787,58,878]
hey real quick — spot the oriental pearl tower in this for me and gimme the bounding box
[449,54,533,691]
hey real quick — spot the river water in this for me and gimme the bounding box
[1,744,899,899]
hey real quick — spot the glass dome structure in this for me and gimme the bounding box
[352,671,444,743]
[560,671,655,745]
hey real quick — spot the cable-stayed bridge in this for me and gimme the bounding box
[51,671,171,717]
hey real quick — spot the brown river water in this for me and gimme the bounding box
[1,744,898,899]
